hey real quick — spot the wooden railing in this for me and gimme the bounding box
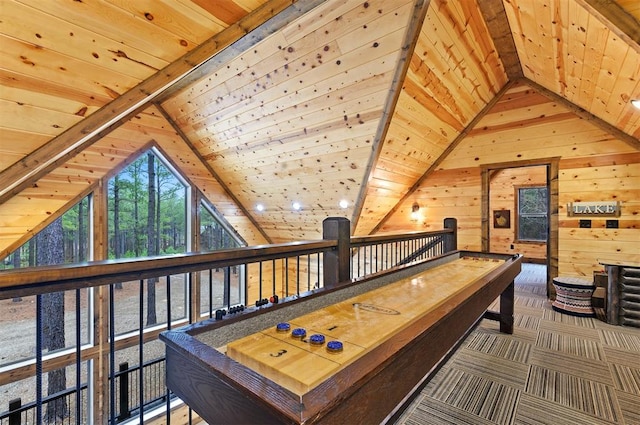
[0,218,456,424]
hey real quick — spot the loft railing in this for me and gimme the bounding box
[0,218,456,424]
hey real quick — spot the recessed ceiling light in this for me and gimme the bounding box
[632,99,640,110]
[339,199,349,209]
[256,203,264,212]
[292,202,301,211]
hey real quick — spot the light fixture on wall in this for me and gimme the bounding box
[411,202,420,221]
[632,99,640,110]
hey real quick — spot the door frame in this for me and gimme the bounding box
[481,157,559,297]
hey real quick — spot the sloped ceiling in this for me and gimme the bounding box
[0,0,638,257]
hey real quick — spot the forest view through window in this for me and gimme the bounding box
[108,150,187,259]
[517,186,548,242]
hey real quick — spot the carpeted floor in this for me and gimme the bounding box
[393,263,640,425]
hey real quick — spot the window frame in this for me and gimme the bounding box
[514,185,548,243]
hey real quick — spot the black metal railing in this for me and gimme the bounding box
[0,385,88,425]
[0,359,170,425]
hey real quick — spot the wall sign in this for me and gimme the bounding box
[567,201,621,217]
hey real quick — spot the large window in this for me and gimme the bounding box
[108,149,188,259]
[516,186,548,242]
[199,201,245,316]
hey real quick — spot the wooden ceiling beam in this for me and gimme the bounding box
[477,0,523,80]
[579,0,640,46]
[526,78,640,151]
[351,0,432,233]
[370,81,516,234]
[0,0,324,206]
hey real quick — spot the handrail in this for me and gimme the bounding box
[350,228,453,246]
[0,222,457,300]
[0,240,337,299]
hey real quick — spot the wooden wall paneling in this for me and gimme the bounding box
[476,0,523,80]
[365,82,511,236]
[0,98,87,137]
[582,0,640,44]
[15,0,199,59]
[160,30,290,121]
[167,0,410,126]
[591,32,627,118]
[579,8,609,110]
[102,0,229,45]
[441,129,635,171]
[0,67,113,107]
[180,48,396,157]
[0,0,323,205]
[412,35,478,121]
[0,34,141,93]
[615,0,640,19]
[394,86,463,136]
[0,84,102,127]
[605,43,640,133]
[211,122,380,174]
[391,90,452,146]
[453,0,509,84]
[1,0,168,77]
[280,0,394,45]
[564,0,589,100]
[424,9,484,104]
[503,0,539,80]
[208,82,391,151]
[432,0,504,99]
[406,47,472,122]
[526,70,640,151]
[0,129,50,172]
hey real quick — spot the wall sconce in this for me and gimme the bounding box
[632,99,640,110]
[411,202,420,221]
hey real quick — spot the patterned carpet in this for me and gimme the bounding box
[393,263,640,425]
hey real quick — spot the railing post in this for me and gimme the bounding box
[118,362,130,421]
[443,218,457,252]
[323,217,351,289]
[9,398,21,425]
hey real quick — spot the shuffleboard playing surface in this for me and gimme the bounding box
[225,256,503,395]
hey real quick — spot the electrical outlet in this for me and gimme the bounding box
[579,220,591,228]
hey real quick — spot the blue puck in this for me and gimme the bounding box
[276,322,290,333]
[309,334,325,345]
[326,340,343,353]
[291,328,306,339]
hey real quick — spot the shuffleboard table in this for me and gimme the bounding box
[160,250,522,424]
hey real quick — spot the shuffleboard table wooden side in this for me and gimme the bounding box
[161,251,522,424]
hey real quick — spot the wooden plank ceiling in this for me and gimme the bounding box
[0,0,638,256]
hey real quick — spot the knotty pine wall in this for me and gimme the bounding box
[381,84,639,279]
[558,155,640,275]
